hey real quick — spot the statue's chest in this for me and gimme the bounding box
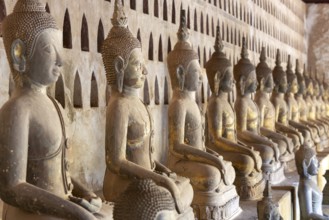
[28,104,62,159]
[127,101,151,145]
[246,100,259,129]
[277,101,288,123]
[288,98,299,121]
[185,102,202,133]
[222,102,234,127]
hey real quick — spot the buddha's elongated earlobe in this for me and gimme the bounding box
[11,39,26,73]
[240,76,245,96]
[176,65,185,91]
[214,71,221,96]
[114,56,125,93]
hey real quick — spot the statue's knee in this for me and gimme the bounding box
[191,167,221,192]
[259,146,274,164]
[277,140,287,155]
[235,155,254,176]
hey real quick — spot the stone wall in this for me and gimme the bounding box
[306,3,329,81]
[0,0,307,191]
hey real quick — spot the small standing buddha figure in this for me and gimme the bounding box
[0,0,108,219]
[101,2,194,219]
[234,37,284,183]
[286,59,316,150]
[167,10,240,220]
[296,145,329,220]
[296,65,324,152]
[254,47,295,171]
[205,26,264,200]
[271,51,303,152]
[304,69,329,152]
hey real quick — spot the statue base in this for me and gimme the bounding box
[191,185,241,220]
[270,162,285,184]
[235,172,265,200]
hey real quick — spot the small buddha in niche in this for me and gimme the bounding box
[234,37,283,183]
[296,145,329,220]
[0,0,107,219]
[101,1,194,219]
[205,26,264,200]
[167,10,240,220]
[254,47,295,171]
[271,52,304,153]
[296,65,324,151]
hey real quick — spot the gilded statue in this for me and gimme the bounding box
[296,65,324,152]
[296,145,329,220]
[205,27,264,200]
[0,0,108,219]
[101,1,194,219]
[167,10,240,220]
[234,37,283,183]
[303,68,328,152]
[254,47,295,171]
[286,59,316,150]
[271,51,303,153]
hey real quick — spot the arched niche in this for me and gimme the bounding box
[164,77,169,105]
[148,33,154,61]
[143,78,150,105]
[158,36,163,62]
[154,76,160,105]
[97,20,104,53]
[55,74,65,108]
[81,14,89,52]
[90,72,99,107]
[63,9,72,49]
[73,72,83,108]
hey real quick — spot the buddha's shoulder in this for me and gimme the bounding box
[0,95,31,120]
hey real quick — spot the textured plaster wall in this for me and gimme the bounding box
[306,4,329,81]
[0,0,307,191]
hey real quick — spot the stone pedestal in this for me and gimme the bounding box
[191,185,241,220]
[270,162,286,184]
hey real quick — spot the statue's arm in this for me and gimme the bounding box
[289,120,312,133]
[169,104,225,171]
[0,105,96,220]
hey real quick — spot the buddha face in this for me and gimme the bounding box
[220,67,234,93]
[263,73,274,93]
[278,75,288,93]
[289,78,299,94]
[307,155,319,176]
[124,48,147,89]
[313,82,320,96]
[185,59,202,91]
[244,70,258,94]
[306,81,314,95]
[27,29,63,86]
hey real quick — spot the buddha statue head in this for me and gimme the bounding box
[234,37,257,95]
[102,0,147,93]
[2,0,62,88]
[311,70,320,97]
[205,26,233,95]
[257,180,283,220]
[256,46,274,93]
[286,56,299,94]
[295,145,319,179]
[167,10,201,92]
[272,49,288,93]
[113,179,176,220]
[296,64,306,96]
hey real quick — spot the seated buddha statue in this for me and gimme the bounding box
[323,81,329,119]
[286,59,315,149]
[167,10,240,219]
[234,38,283,183]
[304,69,328,152]
[271,51,303,152]
[296,145,329,220]
[296,65,324,152]
[254,47,295,171]
[205,26,264,200]
[101,2,194,219]
[0,0,108,219]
